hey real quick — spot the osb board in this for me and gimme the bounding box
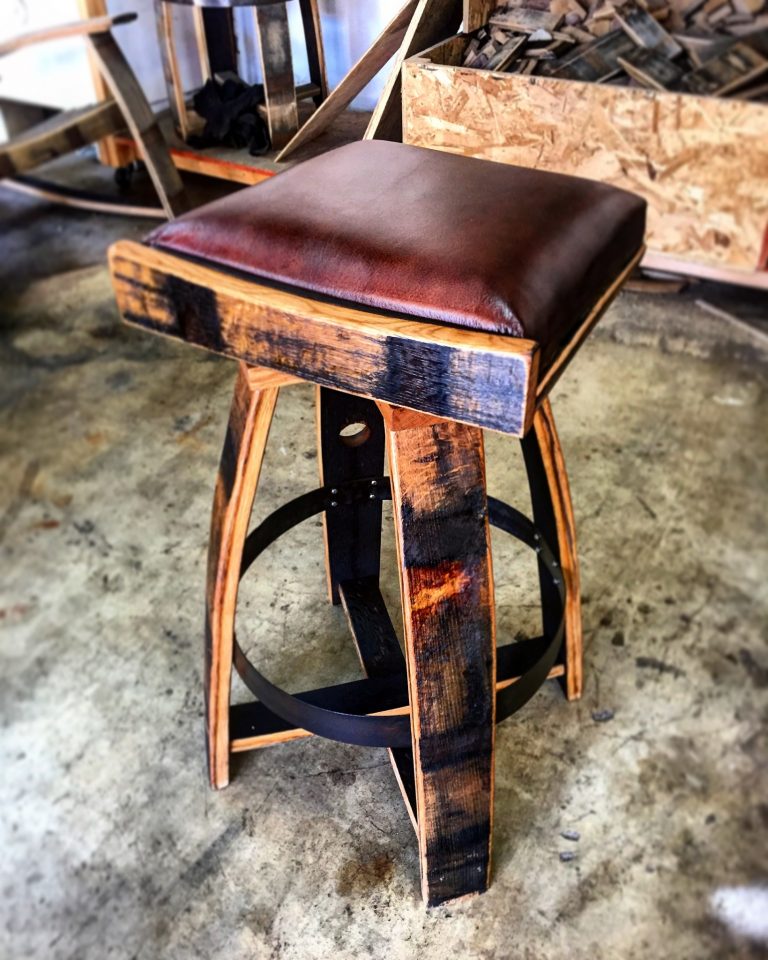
[403,57,768,275]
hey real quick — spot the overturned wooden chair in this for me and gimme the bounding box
[109,141,645,906]
[0,13,187,218]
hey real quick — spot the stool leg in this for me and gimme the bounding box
[298,0,328,105]
[254,3,300,150]
[205,363,281,789]
[381,406,496,906]
[521,398,583,701]
[317,388,419,829]
[316,387,385,604]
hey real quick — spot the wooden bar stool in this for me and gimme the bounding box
[154,0,327,147]
[109,142,645,906]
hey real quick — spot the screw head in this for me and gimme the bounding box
[330,500,338,508]
[370,479,378,486]
[330,488,338,495]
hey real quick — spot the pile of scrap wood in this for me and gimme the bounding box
[462,0,768,97]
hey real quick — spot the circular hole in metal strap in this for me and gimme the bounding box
[234,479,565,749]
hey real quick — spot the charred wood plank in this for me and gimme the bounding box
[109,241,539,437]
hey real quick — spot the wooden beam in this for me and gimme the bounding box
[108,240,540,436]
[298,0,328,105]
[89,32,189,217]
[0,13,135,58]
[157,1,192,140]
[339,577,419,834]
[206,364,283,789]
[521,398,583,701]
[365,0,463,142]
[255,3,300,150]
[77,0,136,168]
[276,0,418,162]
[192,5,212,82]
[383,410,495,906]
[0,101,124,178]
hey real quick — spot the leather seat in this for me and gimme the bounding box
[148,141,646,367]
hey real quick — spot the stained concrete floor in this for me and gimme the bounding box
[1,163,767,960]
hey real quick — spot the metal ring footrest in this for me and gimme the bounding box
[233,476,565,749]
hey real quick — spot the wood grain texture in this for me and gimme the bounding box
[521,398,582,701]
[365,0,463,142]
[108,240,539,436]
[162,2,193,139]
[0,101,124,178]
[464,0,496,32]
[90,31,189,216]
[153,0,186,139]
[276,0,418,161]
[77,0,137,168]
[403,46,768,275]
[255,3,299,149]
[298,0,328,105]
[205,364,280,788]
[316,388,385,604]
[192,5,212,81]
[0,13,135,57]
[383,408,496,906]
[338,577,418,833]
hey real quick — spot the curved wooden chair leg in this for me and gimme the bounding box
[521,397,583,701]
[89,28,189,217]
[205,363,291,789]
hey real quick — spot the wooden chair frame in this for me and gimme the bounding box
[154,0,328,150]
[109,237,643,905]
[0,13,188,218]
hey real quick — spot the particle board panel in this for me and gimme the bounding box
[403,40,768,281]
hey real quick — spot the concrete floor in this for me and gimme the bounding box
[1,164,767,960]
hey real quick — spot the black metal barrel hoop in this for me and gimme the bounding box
[232,476,566,748]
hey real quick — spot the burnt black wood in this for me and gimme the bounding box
[318,388,385,605]
[520,433,568,689]
[338,576,417,820]
[298,0,325,107]
[202,7,239,76]
[338,576,403,676]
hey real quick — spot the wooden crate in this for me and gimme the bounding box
[403,33,768,288]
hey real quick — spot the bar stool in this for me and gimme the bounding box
[109,141,645,906]
[154,0,327,147]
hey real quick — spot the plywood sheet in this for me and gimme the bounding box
[403,58,768,272]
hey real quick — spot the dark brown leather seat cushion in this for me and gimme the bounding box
[148,141,645,366]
